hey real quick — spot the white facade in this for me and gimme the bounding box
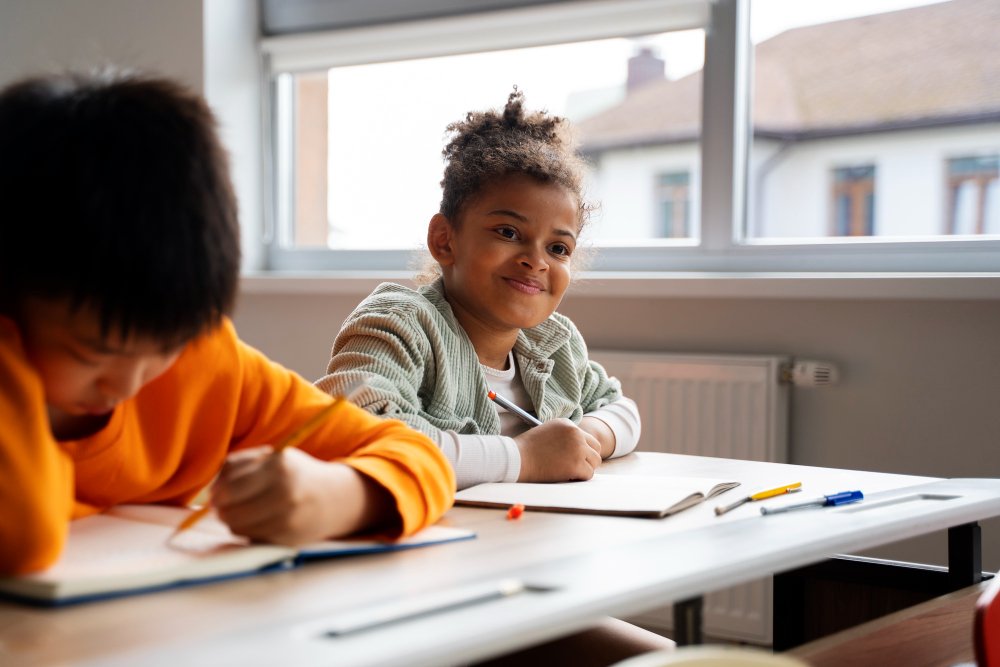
[585,122,1000,241]
[584,143,701,241]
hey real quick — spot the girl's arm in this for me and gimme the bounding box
[580,396,642,459]
[558,315,642,458]
[318,311,534,489]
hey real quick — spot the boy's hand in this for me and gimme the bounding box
[211,446,392,545]
[514,419,602,482]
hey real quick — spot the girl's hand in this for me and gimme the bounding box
[514,419,602,482]
[579,416,617,459]
[211,446,392,545]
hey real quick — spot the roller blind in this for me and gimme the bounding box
[260,0,711,73]
[260,0,575,35]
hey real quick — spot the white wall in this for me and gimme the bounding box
[0,0,264,271]
[0,0,204,91]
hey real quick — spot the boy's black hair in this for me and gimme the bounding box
[0,69,240,345]
[439,88,593,227]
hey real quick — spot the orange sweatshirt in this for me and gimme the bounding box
[0,318,455,574]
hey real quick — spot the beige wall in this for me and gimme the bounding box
[234,287,1000,567]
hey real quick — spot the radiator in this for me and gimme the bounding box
[591,351,791,645]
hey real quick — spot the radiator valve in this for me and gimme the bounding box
[782,360,839,387]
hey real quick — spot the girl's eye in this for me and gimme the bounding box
[549,243,572,257]
[496,226,518,240]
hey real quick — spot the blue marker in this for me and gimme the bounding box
[760,490,863,515]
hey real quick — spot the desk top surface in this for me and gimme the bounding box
[2,453,997,667]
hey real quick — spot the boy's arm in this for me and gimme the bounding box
[226,334,454,540]
[0,329,74,574]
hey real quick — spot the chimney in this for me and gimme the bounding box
[627,47,665,94]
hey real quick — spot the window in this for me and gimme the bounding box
[278,32,703,252]
[261,0,1000,273]
[747,0,1000,254]
[947,155,999,235]
[655,171,692,238]
[832,166,875,237]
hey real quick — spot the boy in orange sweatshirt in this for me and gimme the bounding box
[0,70,454,575]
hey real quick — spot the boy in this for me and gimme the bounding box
[0,70,454,575]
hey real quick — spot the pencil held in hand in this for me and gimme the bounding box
[169,382,363,540]
[487,390,542,427]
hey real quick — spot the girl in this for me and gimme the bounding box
[316,89,641,491]
[318,90,671,664]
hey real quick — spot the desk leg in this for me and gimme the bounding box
[773,522,985,651]
[673,597,703,646]
[949,522,982,588]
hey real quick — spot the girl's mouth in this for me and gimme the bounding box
[504,277,544,295]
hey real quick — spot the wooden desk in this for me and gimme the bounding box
[1,453,998,667]
[788,580,987,667]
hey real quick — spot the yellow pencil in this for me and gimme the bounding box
[168,390,356,540]
[714,482,802,516]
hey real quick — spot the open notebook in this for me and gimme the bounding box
[0,505,474,606]
[455,473,740,518]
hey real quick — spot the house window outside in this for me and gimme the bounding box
[947,155,1000,235]
[832,166,875,237]
[655,171,692,238]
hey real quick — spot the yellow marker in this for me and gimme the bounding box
[714,482,802,516]
[169,382,362,540]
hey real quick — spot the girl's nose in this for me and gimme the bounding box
[519,244,549,270]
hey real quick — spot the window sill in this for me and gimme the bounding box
[240,271,1000,300]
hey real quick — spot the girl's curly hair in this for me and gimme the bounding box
[438,88,594,228]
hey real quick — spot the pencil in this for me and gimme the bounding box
[169,382,362,539]
[714,482,802,516]
[487,390,542,427]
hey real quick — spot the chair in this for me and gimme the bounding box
[611,645,809,667]
[975,573,1000,666]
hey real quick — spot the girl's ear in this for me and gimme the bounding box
[427,214,456,266]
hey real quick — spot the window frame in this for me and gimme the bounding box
[946,154,1000,235]
[259,0,1000,275]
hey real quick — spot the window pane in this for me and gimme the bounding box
[747,0,1000,242]
[947,155,1000,234]
[278,31,704,251]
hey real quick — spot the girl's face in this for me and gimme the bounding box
[430,173,580,338]
[16,298,183,424]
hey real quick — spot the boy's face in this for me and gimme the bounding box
[433,173,579,336]
[17,298,183,419]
